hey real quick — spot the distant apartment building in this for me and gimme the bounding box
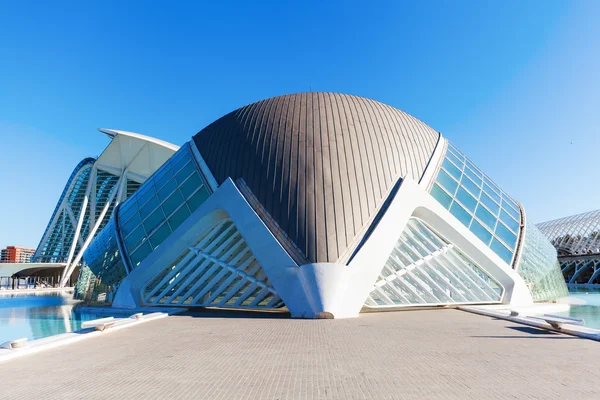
[0,246,36,263]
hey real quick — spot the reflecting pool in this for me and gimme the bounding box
[555,288,600,330]
[0,291,103,344]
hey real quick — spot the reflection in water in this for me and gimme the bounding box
[556,288,600,329]
[0,291,103,343]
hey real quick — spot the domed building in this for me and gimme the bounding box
[77,93,567,318]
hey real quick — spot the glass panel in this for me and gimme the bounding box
[143,206,165,233]
[461,175,480,197]
[149,222,172,249]
[153,167,174,191]
[490,238,513,264]
[450,202,472,228]
[437,169,459,196]
[442,158,462,180]
[483,183,501,203]
[445,152,463,170]
[124,224,146,250]
[136,185,156,209]
[175,162,196,184]
[188,186,210,212]
[130,240,152,267]
[499,209,520,233]
[456,187,477,212]
[470,219,493,246]
[475,204,496,230]
[480,192,500,216]
[120,212,141,237]
[162,190,185,216]
[180,173,202,199]
[157,178,178,202]
[430,184,452,209]
[168,204,191,231]
[495,221,517,248]
[140,195,160,219]
[502,199,521,220]
[463,166,482,187]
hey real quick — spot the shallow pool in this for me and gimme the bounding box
[0,291,104,344]
[554,288,600,330]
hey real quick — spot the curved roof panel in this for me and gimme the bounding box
[193,92,439,263]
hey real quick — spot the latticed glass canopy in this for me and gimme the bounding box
[537,209,600,256]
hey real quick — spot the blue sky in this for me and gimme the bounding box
[0,1,598,249]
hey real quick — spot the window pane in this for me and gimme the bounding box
[172,152,191,174]
[125,224,146,250]
[480,192,500,216]
[175,162,196,184]
[491,238,513,264]
[502,199,521,220]
[450,202,472,228]
[121,212,141,237]
[495,221,517,248]
[499,209,519,233]
[168,203,191,231]
[180,173,202,199]
[162,190,184,216]
[483,183,501,203]
[475,204,496,230]
[436,169,459,195]
[130,241,152,267]
[456,187,477,212]
[188,186,210,212]
[442,158,462,180]
[157,177,178,202]
[149,222,172,250]
[461,175,480,198]
[430,184,452,209]
[139,195,160,219]
[465,159,481,178]
[446,151,463,170]
[470,219,493,245]
[143,206,165,233]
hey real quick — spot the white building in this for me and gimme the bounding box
[71,93,567,318]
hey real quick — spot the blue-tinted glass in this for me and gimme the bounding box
[157,177,178,202]
[130,240,152,267]
[436,169,459,195]
[461,175,480,197]
[118,201,137,224]
[180,173,202,199]
[483,183,501,203]
[465,159,481,177]
[463,167,482,187]
[442,158,462,180]
[484,177,501,196]
[456,187,477,212]
[154,167,174,191]
[187,186,210,212]
[502,199,521,221]
[499,209,520,233]
[447,144,462,160]
[491,238,513,264]
[143,207,165,233]
[175,162,196,184]
[162,190,185,216]
[168,203,191,231]
[495,221,517,248]
[136,185,156,208]
[470,219,493,245]
[504,197,519,213]
[450,202,472,228]
[121,212,141,237]
[140,195,160,218]
[125,225,146,250]
[149,222,172,249]
[445,151,463,170]
[430,184,452,209]
[480,192,500,216]
[172,151,191,174]
[475,204,496,230]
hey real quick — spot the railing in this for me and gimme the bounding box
[0,276,62,290]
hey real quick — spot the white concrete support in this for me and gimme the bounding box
[64,167,95,269]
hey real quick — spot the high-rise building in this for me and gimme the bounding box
[0,246,36,263]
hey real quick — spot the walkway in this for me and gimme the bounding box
[1,309,599,399]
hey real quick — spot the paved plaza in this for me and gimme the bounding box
[1,309,599,399]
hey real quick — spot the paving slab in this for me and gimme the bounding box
[0,309,599,400]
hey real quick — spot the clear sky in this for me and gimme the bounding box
[0,1,599,249]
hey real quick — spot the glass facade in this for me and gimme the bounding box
[76,217,127,304]
[516,222,568,301]
[429,142,522,265]
[117,143,211,269]
[365,218,503,307]
[141,218,284,309]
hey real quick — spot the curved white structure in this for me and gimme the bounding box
[75,93,567,317]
